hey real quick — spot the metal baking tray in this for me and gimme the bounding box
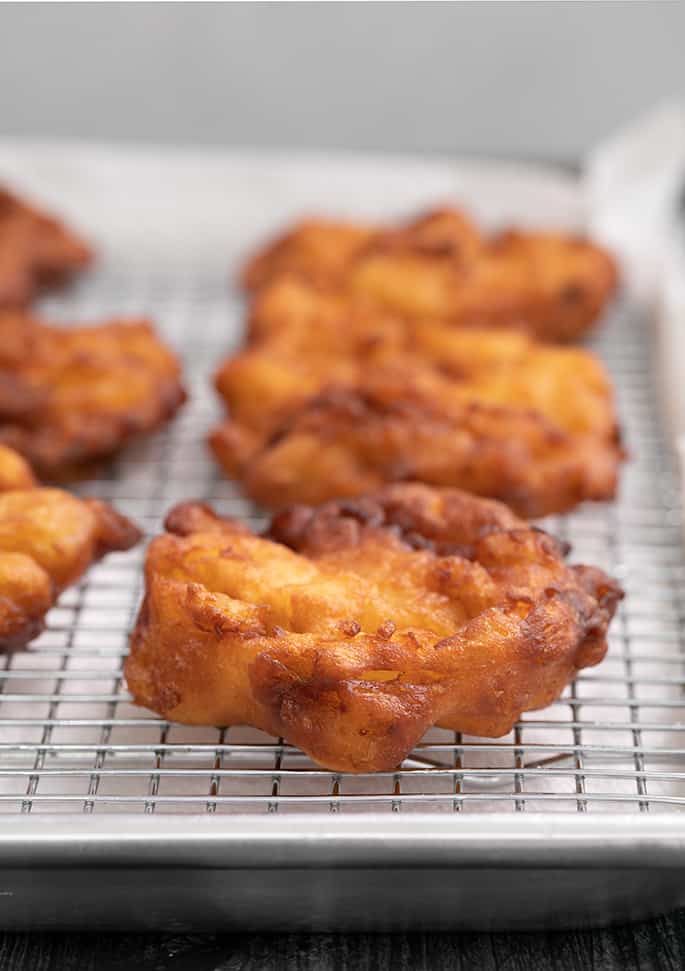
[0,144,683,931]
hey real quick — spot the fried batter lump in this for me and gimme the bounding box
[125,484,622,772]
[240,207,618,342]
[0,444,36,492]
[0,311,187,478]
[0,474,141,650]
[242,218,379,292]
[0,187,92,307]
[209,279,623,517]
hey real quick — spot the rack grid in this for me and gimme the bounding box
[2,267,683,817]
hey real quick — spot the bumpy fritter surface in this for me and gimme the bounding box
[242,218,378,293]
[240,206,618,342]
[0,311,187,478]
[210,278,623,517]
[0,444,36,491]
[125,484,622,772]
[0,187,92,307]
[0,474,141,649]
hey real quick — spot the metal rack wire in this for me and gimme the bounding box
[2,266,683,816]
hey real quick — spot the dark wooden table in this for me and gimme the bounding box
[1,910,684,971]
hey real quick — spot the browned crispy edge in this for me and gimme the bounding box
[126,487,623,771]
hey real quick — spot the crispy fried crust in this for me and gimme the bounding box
[0,472,141,650]
[0,311,187,478]
[209,278,623,517]
[211,385,622,518]
[0,444,36,491]
[0,187,92,307]
[125,484,622,773]
[242,218,377,292]
[240,206,618,342]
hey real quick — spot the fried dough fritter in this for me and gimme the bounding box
[0,456,141,649]
[0,187,92,307]
[0,311,187,478]
[0,444,36,491]
[240,206,618,342]
[125,484,622,772]
[242,218,378,292]
[209,278,623,517]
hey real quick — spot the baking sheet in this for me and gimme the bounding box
[0,140,682,815]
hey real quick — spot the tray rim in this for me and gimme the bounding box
[0,813,684,869]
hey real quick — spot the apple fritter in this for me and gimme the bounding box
[0,444,36,491]
[0,473,141,649]
[242,218,378,292]
[125,484,622,772]
[0,311,187,478]
[240,206,618,342]
[209,279,623,517]
[0,187,92,307]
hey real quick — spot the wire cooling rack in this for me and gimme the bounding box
[1,265,682,818]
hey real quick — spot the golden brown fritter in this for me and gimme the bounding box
[211,383,622,519]
[240,206,618,342]
[209,278,623,517]
[0,187,93,307]
[0,444,36,491]
[125,484,622,772]
[242,218,378,292]
[0,311,187,478]
[0,476,141,649]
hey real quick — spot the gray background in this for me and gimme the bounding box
[1,2,684,162]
